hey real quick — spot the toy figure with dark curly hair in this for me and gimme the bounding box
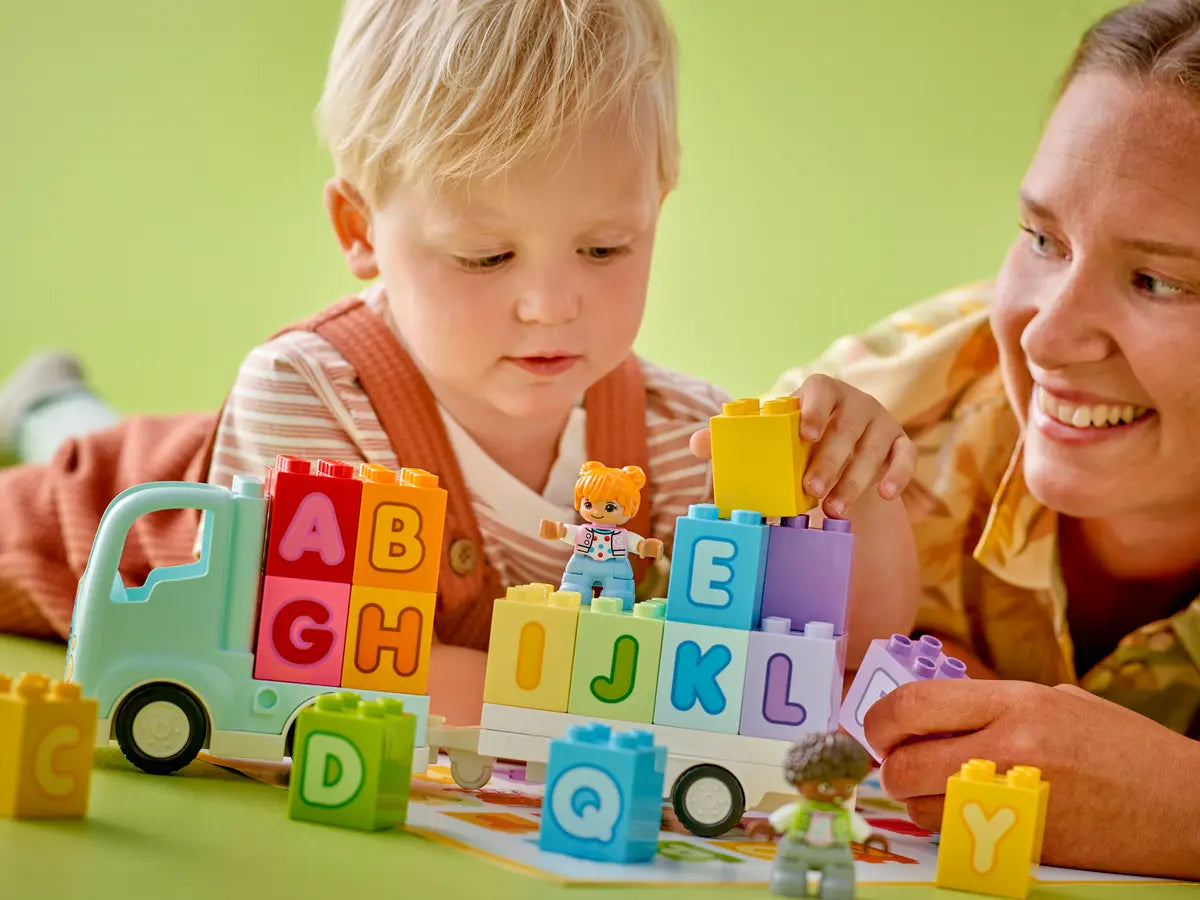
[748,732,889,898]
[539,461,663,610]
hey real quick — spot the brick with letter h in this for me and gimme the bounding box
[0,673,98,819]
[936,759,1049,899]
[484,584,582,712]
[538,722,666,863]
[287,691,415,832]
[568,597,665,724]
[666,504,768,631]
[839,633,968,759]
[342,585,436,695]
[710,397,816,519]
[739,617,846,740]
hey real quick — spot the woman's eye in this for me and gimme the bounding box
[582,500,592,510]
[1133,272,1186,298]
[1019,224,1063,260]
[605,503,617,513]
[580,246,627,261]
[455,252,513,271]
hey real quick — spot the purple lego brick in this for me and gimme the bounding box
[838,633,968,760]
[760,515,853,636]
[739,617,847,740]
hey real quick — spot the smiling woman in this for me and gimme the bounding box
[771,0,1200,880]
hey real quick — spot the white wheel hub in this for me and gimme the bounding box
[131,700,192,758]
[683,775,734,823]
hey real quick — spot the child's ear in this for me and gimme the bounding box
[324,178,379,280]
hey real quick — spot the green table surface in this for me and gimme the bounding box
[1,635,1195,900]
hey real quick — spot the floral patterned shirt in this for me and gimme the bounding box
[770,281,1200,737]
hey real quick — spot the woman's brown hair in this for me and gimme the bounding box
[1065,0,1200,93]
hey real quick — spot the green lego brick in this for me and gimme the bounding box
[287,691,415,832]
[567,597,665,724]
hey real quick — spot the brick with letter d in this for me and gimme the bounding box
[665,504,768,631]
[342,585,435,695]
[287,692,415,831]
[653,620,749,734]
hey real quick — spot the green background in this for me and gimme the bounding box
[0,1,1117,408]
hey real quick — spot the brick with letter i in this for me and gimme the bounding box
[265,456,363,584]
[538,723,666,863]
[0,674,97,819]
[353,465,447,593]
[936,759,1050,899]
[483,584,581,712]
[666,504,768,630]
[568,597,665,724]
[710,397,816,519]
[287,692,415,832]
[342,585,436,695]
[739,618,847,740]
[761,515,853,635]
[254,576,351,686]
[653,620,749,734]
[840,633,968,759]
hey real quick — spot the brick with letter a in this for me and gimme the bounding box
[265,456,363,584]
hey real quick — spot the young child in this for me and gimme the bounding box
[0,0,919,726]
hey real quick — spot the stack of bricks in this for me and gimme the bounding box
[253,456,447,697]
[484,397,854,739]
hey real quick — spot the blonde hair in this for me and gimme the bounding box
[574,461,647,516]
[317,0,680,207]
[1064,0,1200,94]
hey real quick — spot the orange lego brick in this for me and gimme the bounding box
[341,585,436,695]
[353,465,448,593]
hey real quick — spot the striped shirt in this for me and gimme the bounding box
[206,289,729,596]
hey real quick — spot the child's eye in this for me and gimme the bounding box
[580,246,628,261]
[1133,272,1189,298]
[605,503,618,513]
[454,252,513,272]
[582,500,592,510]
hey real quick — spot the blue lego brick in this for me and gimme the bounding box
[538,722,666,863]
[665,505,768,630]
[652,620,750,734]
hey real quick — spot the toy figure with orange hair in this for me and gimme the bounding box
[539,461,663,610]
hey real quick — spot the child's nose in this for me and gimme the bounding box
[515,279,580,325]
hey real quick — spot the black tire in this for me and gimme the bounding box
[115,684,208,775]
[671,764,746,837]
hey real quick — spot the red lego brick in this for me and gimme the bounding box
[264,456,363,584]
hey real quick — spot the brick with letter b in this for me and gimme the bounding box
[352,465,447,594]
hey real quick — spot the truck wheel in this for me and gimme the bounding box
[115,684,207,775]
[450,751,494,790]
[671,764,746,837]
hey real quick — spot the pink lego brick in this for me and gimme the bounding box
[739,617,847,740]
[839,633,967,760]
[760,515,853,635]
[254,576,351,686]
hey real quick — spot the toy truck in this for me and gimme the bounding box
[66,459,444,776]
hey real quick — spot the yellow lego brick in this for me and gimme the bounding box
[935,759,1050,899]
[710,397,816,518]
[483,585,581,712]
[0,673,98,819]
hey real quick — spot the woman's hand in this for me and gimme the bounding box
[864,678,1200,879]
[691,375,916,518]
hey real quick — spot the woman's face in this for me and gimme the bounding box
[993,72,1200,521]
